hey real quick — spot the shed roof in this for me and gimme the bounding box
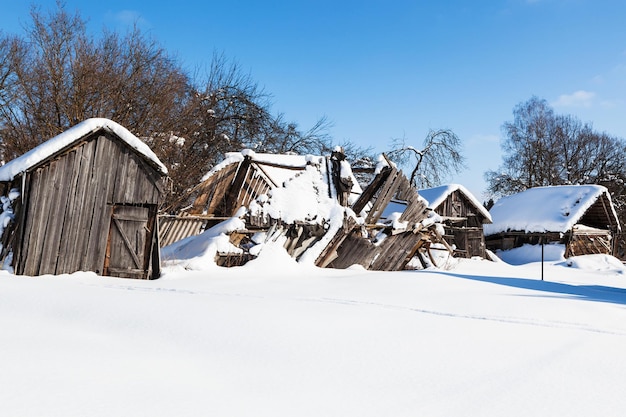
[484,185,620,236]
[0,118,167,182]
[419,184,492,222]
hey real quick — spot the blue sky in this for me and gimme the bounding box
[2,1,626,199]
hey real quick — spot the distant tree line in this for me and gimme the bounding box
[486,96,626,242]
[0,4,370,210]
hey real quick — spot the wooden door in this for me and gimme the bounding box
[104,205,155,279]
[465,228,486,258]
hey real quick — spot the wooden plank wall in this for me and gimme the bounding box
[190,161,279,217]
[17,132,162,276]
[436,191,485,228]
[190,164,238,215]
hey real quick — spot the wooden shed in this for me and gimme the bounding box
[419,184,492,258]
[484,185,621,258]
[0,118,168,279]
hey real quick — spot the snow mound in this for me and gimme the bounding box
[558,254,626,274]
[161,217,245,271]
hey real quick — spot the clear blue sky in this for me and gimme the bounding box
[2,0,626,200]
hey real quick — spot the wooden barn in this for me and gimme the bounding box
[484,185,621,258]
[419,184,492,258]
[0,118,168,279]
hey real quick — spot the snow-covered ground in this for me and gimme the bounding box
[2,248,626,417]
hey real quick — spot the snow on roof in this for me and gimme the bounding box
[201,149,362,195]
[201,151,321,181]
[0,118,168,182]
[419,184,492,222]
[484,185,617,236]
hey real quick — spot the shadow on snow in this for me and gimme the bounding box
[430,270,626,306]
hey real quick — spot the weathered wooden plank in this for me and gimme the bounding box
[370,232,422,271]
[105,134,122,205]
[111,144,130,204]
[83,136,117,272]
[123,150,140,203]
[351,166,391,215]
[326,231,377,269]
[224,157,251,216]
[315,216,358,268]
[16,173,37,274]
[78,138,107,272]
[53,148,82,272]
[132,157,161,205]
[83,135,116,273]
[365,168,401,224]
[69,138,98,272]
[192,164,238,215]
[22,163,55,276]
[38,152,72,274]
[33,159,61,275]
[56,146,85,273]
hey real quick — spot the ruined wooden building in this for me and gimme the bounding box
[0,118,168,279]
[316,163,448,270]
[419,184,492,258]
[159,149,361,249]
[160,151,450,270]
[484,185,621,258]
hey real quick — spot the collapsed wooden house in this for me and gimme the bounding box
[484,185,621,258]
[160,149,362,263]
[316,163,449,270]
[419,184,492,258]
[0,118,168,279]
[161,151,450,270]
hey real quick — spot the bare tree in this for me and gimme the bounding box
[0,3,374,209]
[485,97,626,256]
[0,4,190,160]
[486,97,626,198]
[387,129,466,188]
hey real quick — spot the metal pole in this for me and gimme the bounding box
[541,239,543,281]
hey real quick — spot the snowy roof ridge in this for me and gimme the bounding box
[484,184,617,236]
[419,183,492,222]
[0,118,167,182]
[201,150,325,182]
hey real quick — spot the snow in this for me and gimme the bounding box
[420,183,492,222]
[2,140,626,416]
[160,217,246,271]
[0,189,18,266]
[197,150,365,265]
[484,184,616,235]
[495,243,566,265]
[2,249,626,417]
[0,118,167,181]
[201,151,323,183]
[260,165,337,224]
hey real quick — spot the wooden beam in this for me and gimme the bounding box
[351,166,392,215]
[224,156,252,216]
